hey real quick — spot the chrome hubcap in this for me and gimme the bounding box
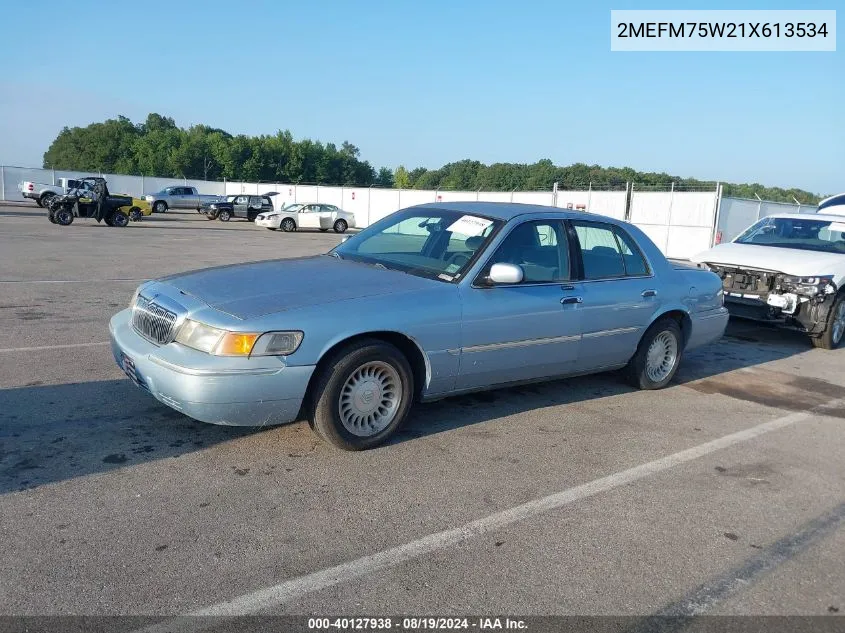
[338,361,401,437]
[645,331,678,383]
[832,302,845,344]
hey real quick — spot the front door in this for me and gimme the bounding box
[457,219,582,391]
[569,220,657,371]
[233,195,249,218]
[298,204,322,229]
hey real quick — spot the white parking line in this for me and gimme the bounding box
[0,279,147,284]
[0,342,110,353]
[132,403,838,631]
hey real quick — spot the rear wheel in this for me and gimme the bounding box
[811,295,845,350]
[280,217,296,232]
[333,219,348,233]
[218,209,231,222]
[110,211,129,227]
[309,339,414,450]
[624,317,683,390]
[128,207,143,222]
[40,192,55,208]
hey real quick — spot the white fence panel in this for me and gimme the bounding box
[368,188,401,223]
[294,185,318,204]
[669,192,718,227]
[630,192,672,225]
[187,179,226,196]
[512,191,554,205]
[665,226,714,259]
[477,191,514,203]
[588,191,628,220]
[341,188,370,227]
[316,186,343,207]
[436,190,478,203]
[399,189,436,208]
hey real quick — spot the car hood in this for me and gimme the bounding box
[692,242,845,276]
[158,256,438,319]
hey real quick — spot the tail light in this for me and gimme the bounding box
[27,183,34,191]
[714,231,722,245]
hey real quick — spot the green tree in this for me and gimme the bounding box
[394,165,410,189]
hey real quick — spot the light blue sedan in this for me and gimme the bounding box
[109,202,728,450]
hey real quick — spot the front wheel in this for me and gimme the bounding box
[624,318,683,390]
[40,193,55,208]
[128,207,143,222]
[55,208,74,226]
[811,295,845,350]
[153,201,167,214]
[280,218,296,232]
[333,219,348,234]
[47,208,58,224]
[218,209,231,222]
[309,340,414,450]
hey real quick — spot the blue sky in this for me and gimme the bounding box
[0,0,841,194]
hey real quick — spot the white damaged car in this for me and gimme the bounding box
[692,212,845,349]
[255,203,356,233]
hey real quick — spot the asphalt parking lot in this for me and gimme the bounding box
[1,202,844,621]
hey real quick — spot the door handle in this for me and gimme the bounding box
[642,289,658,298]
[561,296,583,305]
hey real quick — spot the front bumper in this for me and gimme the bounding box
[255,215,281,228]
[109,309,315,426]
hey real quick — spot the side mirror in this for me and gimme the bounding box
[486,263,523,285]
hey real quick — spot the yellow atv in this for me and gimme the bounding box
[46,177,147,227]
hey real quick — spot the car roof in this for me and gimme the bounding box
[764,212,845,222]
[411,201,617,223]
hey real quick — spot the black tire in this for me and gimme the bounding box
[624,317,683,390]
[128,207,143,222]
[40,192,55,208]
[309,339,414,450]
[104,215,114,227]
[280,217,296,232]
[333,219,348,234]
[47,208,58,224]
[218,209,231,222]
[153,201,167,214]
[35,198,43,208]
[110,211,129,227]
[55,208,74,226]
[319,228,329,232]
[811,294,845,350]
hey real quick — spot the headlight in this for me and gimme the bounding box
[175,320,225,353]
[129,286,142,309]
[782,275,836,297]
[174,320,303,356]
[266,213,279,218]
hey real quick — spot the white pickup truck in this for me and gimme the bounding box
[18,177,95,207]
[143,186,222,213]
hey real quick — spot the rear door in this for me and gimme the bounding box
[568,220,657,371]
[457,219,583,391]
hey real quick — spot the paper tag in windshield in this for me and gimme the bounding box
[447,215,493,236]
[829,222,845,233]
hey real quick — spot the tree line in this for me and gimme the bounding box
[42,113,822,204]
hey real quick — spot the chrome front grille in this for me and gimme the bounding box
[132,295,178,345]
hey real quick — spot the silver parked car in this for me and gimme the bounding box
[109,202,728,450]
[254,203,356,233]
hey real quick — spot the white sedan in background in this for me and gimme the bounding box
[255,203,356,233]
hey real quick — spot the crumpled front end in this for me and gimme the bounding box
[705,263,837,335]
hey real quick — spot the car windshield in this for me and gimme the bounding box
[282,203,304,212]
[735,216,845,254]
[331,208,503,281]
